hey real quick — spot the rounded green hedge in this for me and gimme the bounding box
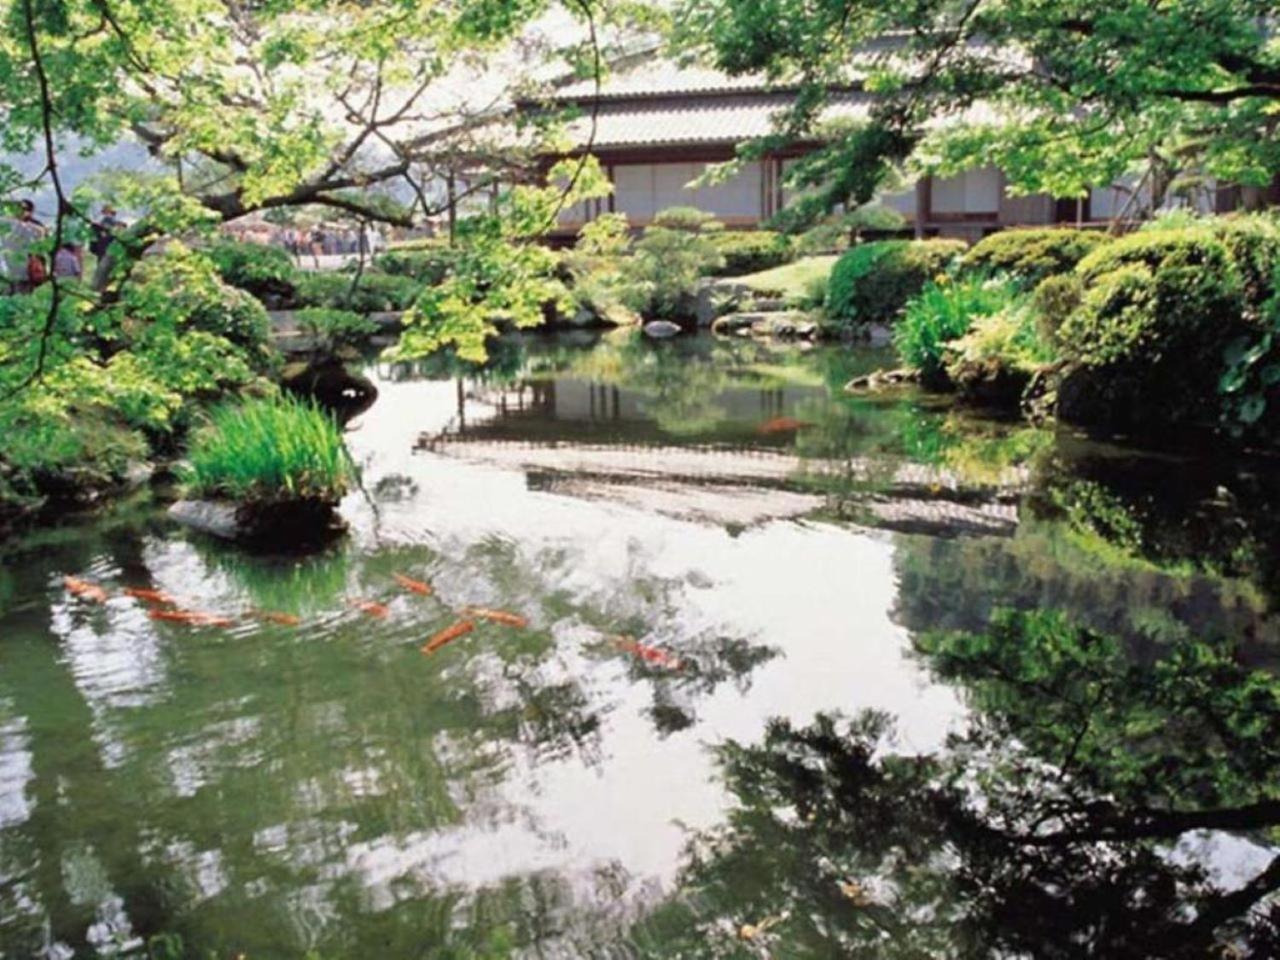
[1055,228,1247,427]
[827,238,967,328]
[961,228,1109,286]
[707,230,794,276]
[373,244,459,284]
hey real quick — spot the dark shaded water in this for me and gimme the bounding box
[3,331,1280,957]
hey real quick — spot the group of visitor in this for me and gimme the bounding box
[274,224,382,264]
[1,200,125,293]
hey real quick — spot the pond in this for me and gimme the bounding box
[3,331,1280,957]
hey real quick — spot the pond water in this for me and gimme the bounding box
[3,331,1280,957]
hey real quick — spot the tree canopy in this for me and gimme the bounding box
[674,0,1280,225]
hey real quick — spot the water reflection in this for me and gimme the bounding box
[2,332,1279,956]
[629,609,1280,957]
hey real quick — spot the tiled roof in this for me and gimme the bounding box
[551,60,774,101]
[561,91,874,149]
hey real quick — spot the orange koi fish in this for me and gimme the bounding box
[393,573,434,596]
[757,416,812,436]
[422,619,475,654]
[463,607,528,628]
[64,576,109,604]
[610,635,684,670]
[149,609,234,627]
[250,611,302,627]
[349,599,390,619]
[123,587,177,607]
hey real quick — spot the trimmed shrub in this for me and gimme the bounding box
[1211,215,1280,322]
[707,231,794,276]
[1055,228,1246,427]
[296,308,379,352]
[292,271,422,313]
[373,243,460,284]
[894,275,1020,384]
[962,229,1109,286]
[183,393,352,505]
[827,238,967,328]
[620,207,725,320]
[1031,273,1084,346]
[206,239,297,302]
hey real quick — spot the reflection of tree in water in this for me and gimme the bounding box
[0,514,777,957]
[630,610,1280,958]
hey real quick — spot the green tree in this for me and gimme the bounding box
[673,0,1280,226]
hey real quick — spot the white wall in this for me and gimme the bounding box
[930,166,1001,215]
[609,161,763,223]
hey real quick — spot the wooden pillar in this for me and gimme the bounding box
[914,177,930,238]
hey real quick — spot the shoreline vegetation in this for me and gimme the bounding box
[2,209,1277,539]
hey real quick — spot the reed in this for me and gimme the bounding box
[183,394,352,504]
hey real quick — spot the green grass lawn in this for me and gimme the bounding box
[732,255,840,299]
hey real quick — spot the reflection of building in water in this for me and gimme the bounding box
[440,374,817,448]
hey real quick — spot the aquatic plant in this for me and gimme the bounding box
[893,275,1019,382]
[182,393,352,504]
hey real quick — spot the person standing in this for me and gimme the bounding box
[90,204,125,260]
[2,200,48,293]
[53,243,84,280]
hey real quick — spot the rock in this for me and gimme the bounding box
[695,279,751,327]
[947,356,1030,409]
[710,313,756,335]
[281,357,378,424]
[845,367,921,392]
[169,498,346,548]
[643,320,683,339]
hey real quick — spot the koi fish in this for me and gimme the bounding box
[250,611,301,627]
[422,619,475,654]
[123,587,177,606]
[64,576,109,604]
[610,635,684,670]
[463,607,528,628]
[149,609,235,627]
[393,573,434,596]
[349,599,390,619]
[757,416,812,435]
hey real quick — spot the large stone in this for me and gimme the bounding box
[643,320,683,339]
[169,498,346,548]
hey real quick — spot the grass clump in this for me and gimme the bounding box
[894,275,1019,382]
[183,394,352,505]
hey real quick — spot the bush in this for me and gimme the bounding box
[1219,270,1280,437]
[1030,273,1084,346]
[183,394,352,504]
[707,231,794,276]
[1211,215,1280,322]
[620,207,725,320]
[962,229,1109,286]
[292,271,422,313]
[944,301,1056,406]
[125,247,273,365]
[1055,228,1247,427]
[827,238,967,328]
[205,239,297,301]
[373,243,460,284]
[296,307,379,352]
[894,275,1020,383]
